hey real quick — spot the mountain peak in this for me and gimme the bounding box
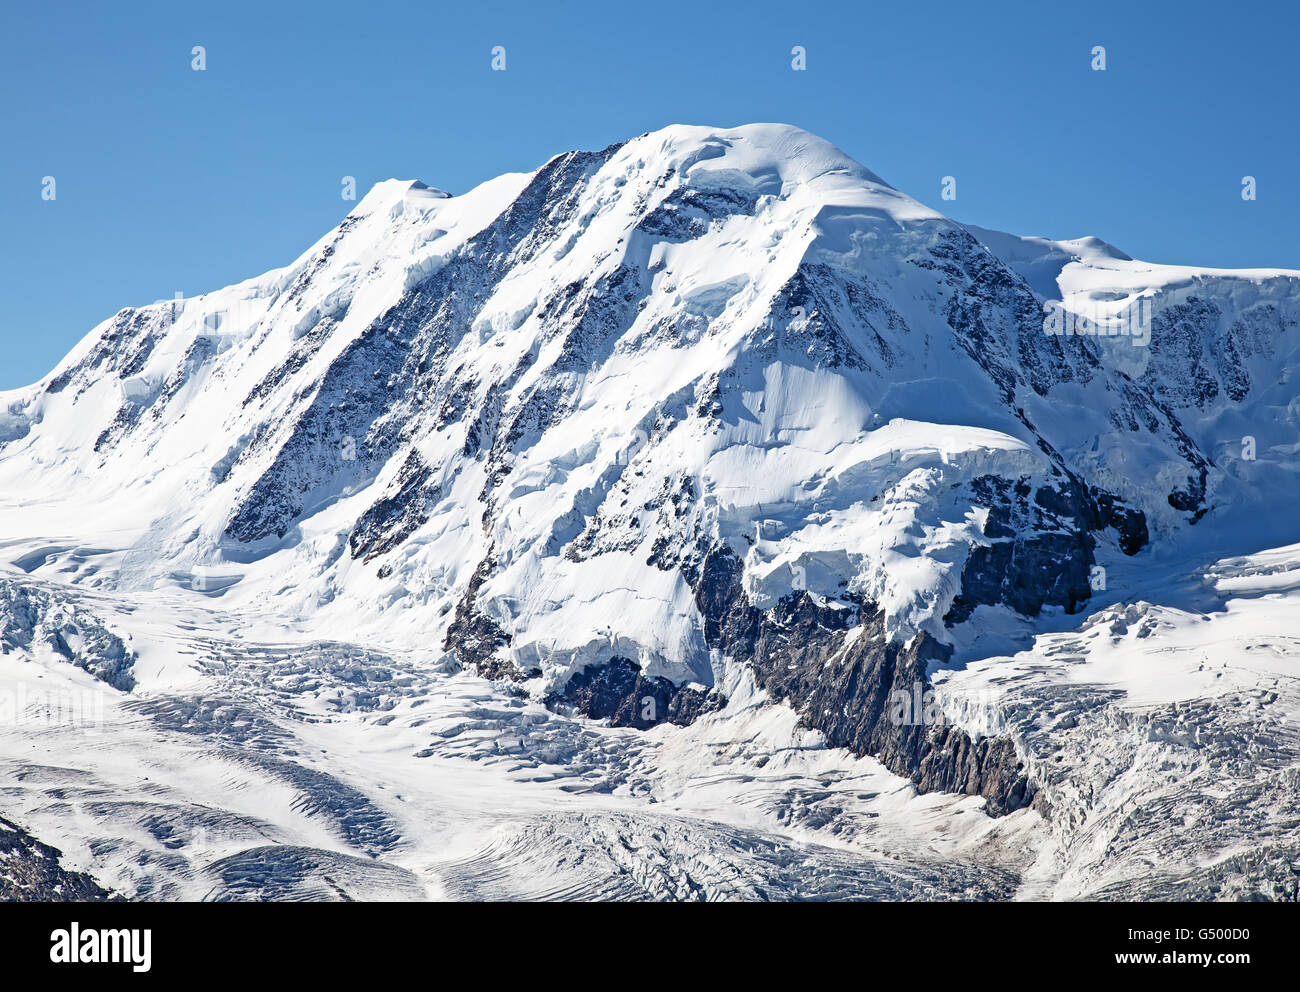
[4,121,1300,688]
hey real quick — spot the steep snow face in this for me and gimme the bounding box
[0,123,1296,701]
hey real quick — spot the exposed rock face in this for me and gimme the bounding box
[689,546,1034,815]
[752,606,1032,815]
[349,451,442,566]
[1133,296,1299,413]
[550,656,722,729]
[945,474,1107,625]
[0,815,114,901]
[443,548,525,682]
[1091,488,1149,557]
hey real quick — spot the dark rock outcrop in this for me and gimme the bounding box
[945,475,1097,625]
[349,451,442,565]
[443,548,532,681]
[0,815,114,901]
[692,546,1035,816]
[550,656,722,729]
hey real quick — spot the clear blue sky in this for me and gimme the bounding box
[2,0,1296,389]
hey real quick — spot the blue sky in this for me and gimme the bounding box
[2,0,1296,389]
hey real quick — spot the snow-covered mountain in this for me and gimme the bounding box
[2,123,1298,900]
